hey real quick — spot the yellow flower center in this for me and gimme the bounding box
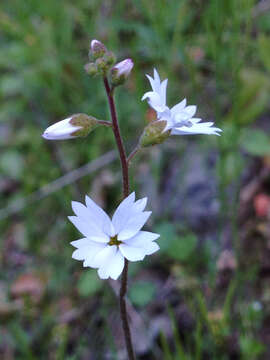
[108,235,122,246]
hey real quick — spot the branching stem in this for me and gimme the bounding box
[103,76,135,360]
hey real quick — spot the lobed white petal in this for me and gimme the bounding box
[71,201,105,235]
[97,249,124,280]
[119,243,146,261]
[112,193,149,235]
[71,238,92,248]
[170,99,187,117]
[72,239,106,261]
[85,195,115,236]
[68,216,109,242]
[171,123,222,136]
[133,197,147,213]
[117,211,152,240]
[91,245,117,270]
[123,231,160,255]
[112,192,135,233]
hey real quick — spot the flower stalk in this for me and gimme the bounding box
[103,76,135,360]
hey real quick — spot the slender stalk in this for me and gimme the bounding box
[127,145,140,166]
[103,77,129,197]
[103,76,135,360]
[97,120,112,127]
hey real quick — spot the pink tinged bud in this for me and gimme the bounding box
[90,39,107,59]
[111,59,134,85]
[114,59,133,77]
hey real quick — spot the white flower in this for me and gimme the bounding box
[42,117,81,140]
[142,69,222,136]
[69,192,160,280]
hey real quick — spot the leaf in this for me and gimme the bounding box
[258,35,270,72]
[167,233,197,261]
[129,281,156,307]
[239,335,266,358]
[77,270,102,297]
[240,128,270,156]
[155,223,197,261]
[154,222,178,253]
[225,69,270,125]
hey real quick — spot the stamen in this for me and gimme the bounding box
[108,235,122,246]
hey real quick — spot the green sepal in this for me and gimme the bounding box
[70,114,99,137]
[140,120,171,147]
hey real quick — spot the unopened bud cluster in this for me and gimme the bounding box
[85,40,116,77]
[85,40,133,86]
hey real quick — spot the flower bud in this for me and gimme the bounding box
[84,62,98,76]
[96,57,109,75]
[111,59,134,86]
[89,39,107,59]
[42,114,99,140]
[139,120,171,147]
[103,51,116,66]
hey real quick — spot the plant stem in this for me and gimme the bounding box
[103,76,135,360]
[103,77,129,197]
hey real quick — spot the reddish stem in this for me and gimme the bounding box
[103,77,135,360]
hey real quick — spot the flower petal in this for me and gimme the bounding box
[123,231,160,245]
[183,105,197,117]
[117,211,152,241]
[142,91,167,112]
[72,240,106,262]
[112,194,148,234]
[98,249,124,280]
[68,216,108,242]
[170,99,187,116]
[71,201,105,235]
[119,244,145,261]
[85,195,115,236]
[153,68,161,86]
[146,75,156,91]
[71,238,92,248]
[143,241,160,255]
[133,197,147,213]
[112,192,135,232]
[172,122,222,136]
[90,245,117,269]
[160,79,168,106]
[122,231,160,255]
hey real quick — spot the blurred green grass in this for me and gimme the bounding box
[1,0,270,358]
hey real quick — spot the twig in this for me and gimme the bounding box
[0,150,117,221]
